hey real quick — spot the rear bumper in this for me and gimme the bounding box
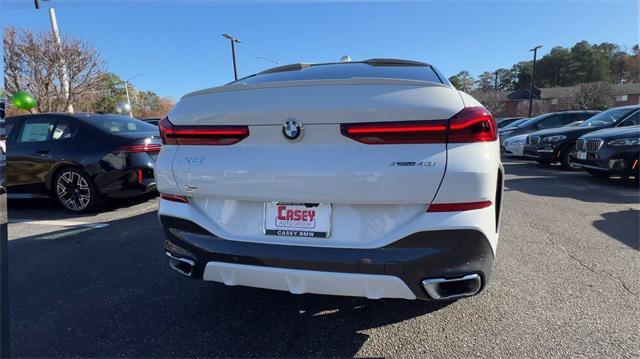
[160,215,494,300]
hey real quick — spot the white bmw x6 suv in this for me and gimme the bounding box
[156,59,503,301]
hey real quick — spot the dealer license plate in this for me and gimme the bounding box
[264,202,331,238]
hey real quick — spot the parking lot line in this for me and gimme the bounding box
[9,218,103,227]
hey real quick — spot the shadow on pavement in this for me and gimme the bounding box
[7,192,158,221]
[9,211,448,357]
[503,161,639,204]
[592,209,640,250]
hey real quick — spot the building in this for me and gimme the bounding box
[495,83,640,117]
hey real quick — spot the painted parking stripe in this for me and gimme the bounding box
[37,223,109,240]
[9,218,105,227]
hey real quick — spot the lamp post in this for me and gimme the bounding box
[222,34,241,80]
[35,1,73,113]
[528,45,543,118]
[123,74,143,118]
[256,56,280,67]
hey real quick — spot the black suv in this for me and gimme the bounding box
[523,106,640,169]
[498,110,599,146]
[572,125,640,179]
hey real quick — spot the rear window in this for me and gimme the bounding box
[236,63,443,84]
[81,115,157,133]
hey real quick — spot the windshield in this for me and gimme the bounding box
[578,108,636,127]
[502,118,528,130]
[82,115,158,133]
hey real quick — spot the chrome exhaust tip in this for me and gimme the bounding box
[422,274,482,300]
[165,251,195,277]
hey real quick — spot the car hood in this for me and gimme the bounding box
[529,126,603,139]
[580,125,640,140]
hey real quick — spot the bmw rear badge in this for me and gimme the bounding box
[282,119,303,141]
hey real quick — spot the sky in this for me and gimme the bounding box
[1,0,638,100]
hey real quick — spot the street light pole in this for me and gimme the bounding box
[47,7,73,113]
[222,34,241,80]
[123,74,142,118]
[528,45,543,118]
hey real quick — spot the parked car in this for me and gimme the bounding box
[497,117,525,129]
[156,59,503,302]
[572,125,640,179]
[498,110,599,145]
[502,134,528,157]
[523,105,640,169]
[6,113,161,212]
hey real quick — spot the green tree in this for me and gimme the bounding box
[448,71,476,92]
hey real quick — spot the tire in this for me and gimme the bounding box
[560,144,579,171]
[53,167,103,213]
[585,170,610,179]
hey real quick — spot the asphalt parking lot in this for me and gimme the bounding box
[7,158,640,358]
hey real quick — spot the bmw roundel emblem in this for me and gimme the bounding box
[282,119,304,141]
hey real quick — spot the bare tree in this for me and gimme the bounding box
[565,82,614,110]
[3,26,105,113]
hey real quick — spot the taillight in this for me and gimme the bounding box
[112,143,162,154]
[159,116,249,145]
[448,107,496,143]
[340,120,448,144]
[427,200,492,212]
[340,106,496,144]
[160,193,189,203]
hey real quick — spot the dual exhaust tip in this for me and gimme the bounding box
[422,274,482,300]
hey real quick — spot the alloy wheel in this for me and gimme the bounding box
[56,171,91,211]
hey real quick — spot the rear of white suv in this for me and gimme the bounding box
[156,59,503,301]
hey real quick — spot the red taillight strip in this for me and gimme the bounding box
[160,193,189,203]
[112,144,162,154]
[159,117,249,145]
[340,120,448,144]
[427,200,492,212]
[340,107,496,145]
[448,107,496,143]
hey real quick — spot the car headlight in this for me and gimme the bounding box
[542,135,567,143]
[607,138,640,146]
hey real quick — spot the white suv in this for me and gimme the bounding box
[156,59,503,301]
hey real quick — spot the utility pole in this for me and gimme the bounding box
[123,74,142,118]
[222,34,241,80]
[36,1,73,113]
[48,8,73,113]
[528,45,543,118]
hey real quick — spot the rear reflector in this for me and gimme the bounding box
[112,144,162,154]
[340,106,496,144]
[160,193,189,203]
[159,117,249,145]
[427,201,492,212]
